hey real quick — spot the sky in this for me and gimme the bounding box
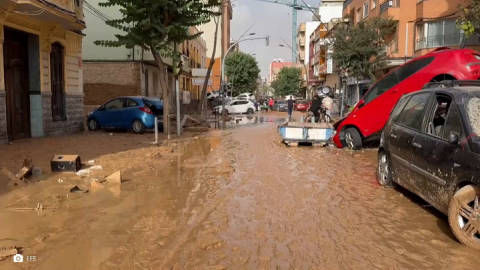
[230,0,320,79]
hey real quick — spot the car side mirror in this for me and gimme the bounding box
[357,100,365,109]
[448,131,460,145]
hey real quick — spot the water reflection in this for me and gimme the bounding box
[209,116,286,129]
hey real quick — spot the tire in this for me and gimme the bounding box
[87,119,100,131]
[247,108,254,115]
[304,113,312,123]
[132,119,146,134]
[448,185,480,250]
[322,114,332,123]
[377,151,393,187]
[344,128,362,150]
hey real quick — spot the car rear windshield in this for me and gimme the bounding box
[467,97,480,136]
[277,101,286,104]
[298,101,308,104]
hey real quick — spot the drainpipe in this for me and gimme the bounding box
[405,22,408,63]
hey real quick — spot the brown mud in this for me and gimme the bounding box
[0,115,479,269]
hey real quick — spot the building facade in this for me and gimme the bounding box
[0,0,85,144]
[198,0,233,92]
[269,60,295,84]
[82,0,207,110]
[296,22,320,93]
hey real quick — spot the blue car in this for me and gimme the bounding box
[87,96,163,134]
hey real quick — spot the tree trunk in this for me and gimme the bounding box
[196,14,220,115]
[151,47,170,135]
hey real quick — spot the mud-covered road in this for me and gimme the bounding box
[2,115,480,269]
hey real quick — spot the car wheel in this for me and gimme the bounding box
[88,119,100,131]
[344,128,362,150]
[448,185,480,250]
[247,108,254,114]
[324,114,332,123]
[132,119,146,134]
[377,151,393,187]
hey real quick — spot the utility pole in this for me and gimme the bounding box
[173,43,182,136]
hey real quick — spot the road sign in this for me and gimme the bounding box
[193,78,212,86]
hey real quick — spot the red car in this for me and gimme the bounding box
[295,100,311,111]
[333,47,480,150]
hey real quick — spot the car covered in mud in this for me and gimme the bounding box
[377,80,480,249]
[333,47,480,150]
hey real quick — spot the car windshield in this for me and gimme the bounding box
[277,101,286,104]
[467,97,480,135]
[298,101,308,104]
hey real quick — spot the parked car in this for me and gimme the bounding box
[234,92,256,100]
[87,96,163,134]
[207,91,220,100]
[214,100,256,114]
[333,47,480,150]
[212,97,232,108]
[272,100,288,111]
[295,100,311,111]
[377,80,480,250]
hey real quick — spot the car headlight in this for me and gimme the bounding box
[87,111,93,116]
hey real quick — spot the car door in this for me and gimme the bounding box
[96,98,125,127]
[410,97,464,211]
[118,98,140,128]
[237,101,249,113]
[388,92,432,191]
[226,101,237,113]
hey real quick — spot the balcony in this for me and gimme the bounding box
[380,0,400,14]
[343,0,353,10]
[299,51,305,60]
[379,1,400,20]
[299,39,305,46]
[385,40,399,54]
[416,34,462,51]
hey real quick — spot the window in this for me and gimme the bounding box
[363,71,399,106]
[426,96,452,137]
[372,0,377,9]
[356,8,361,22]
[75,0,80,7]
[442,104,463,139]
[50,42,66,121]
[105,99,125,110]
[416,20,462,50]
[237,101,249,105]
[396,93,430,130]
[363,2,369,17]
[126,99,138,107]
[466,97,480,136]
[390,96,411,122]
[397,56,435,81]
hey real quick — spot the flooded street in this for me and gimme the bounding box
[1,115,480,269]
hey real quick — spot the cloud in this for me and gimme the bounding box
[230,0,317,78]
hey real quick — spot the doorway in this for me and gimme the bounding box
[3,28,30,141]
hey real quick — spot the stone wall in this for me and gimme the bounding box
[0,92,7,144]
[42,93,84,136]
[83,62,142,105]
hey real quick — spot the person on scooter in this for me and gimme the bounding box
[309,95,321,122]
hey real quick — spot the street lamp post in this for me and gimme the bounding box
[220,34,269,127]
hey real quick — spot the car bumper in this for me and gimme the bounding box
[333,133,343,148]
[143,114,163,129]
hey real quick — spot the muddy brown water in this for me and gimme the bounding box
[1,115,479,269]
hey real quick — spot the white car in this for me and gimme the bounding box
[234,92,255,100]
[215,100,256,115]
[206,91,220,100]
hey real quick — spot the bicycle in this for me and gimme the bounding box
[303,107,332,123]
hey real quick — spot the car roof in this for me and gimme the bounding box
[403,86,480,101]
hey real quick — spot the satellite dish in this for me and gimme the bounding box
[317,86,331,95]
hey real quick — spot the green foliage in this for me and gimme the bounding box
[94,0,222,59]
[224,52,261,96]
[457,0,480,38]
[328,17,396,81]
[270,67,302,97]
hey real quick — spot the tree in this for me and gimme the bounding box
[328,17,396,81]
[270,67,302,97]
[94,0,222,134]
[457,0,480,38]
[224,51,261,96]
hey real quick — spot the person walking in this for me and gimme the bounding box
[268,98,274,112]
[287,96,295,120]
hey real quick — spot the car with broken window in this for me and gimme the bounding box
[333,47,480,150]
[377,80,480,249]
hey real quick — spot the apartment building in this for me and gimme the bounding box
[269,60,295,84]
[296,22,320,94]
[0,0,85,143]
[198,0,233,92]
[82,0,207,109]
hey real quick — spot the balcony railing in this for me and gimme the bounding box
[416,34,462,50]
[343,0,353,10]
[380,0,400,13]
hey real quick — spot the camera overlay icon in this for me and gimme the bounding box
[13,254,23,262]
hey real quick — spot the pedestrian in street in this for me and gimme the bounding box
[287,96,294,121]
[269,98,274,112]
[322,94,333,117]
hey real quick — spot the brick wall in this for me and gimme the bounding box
[83,62,141,105]
[42,93,84,136]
